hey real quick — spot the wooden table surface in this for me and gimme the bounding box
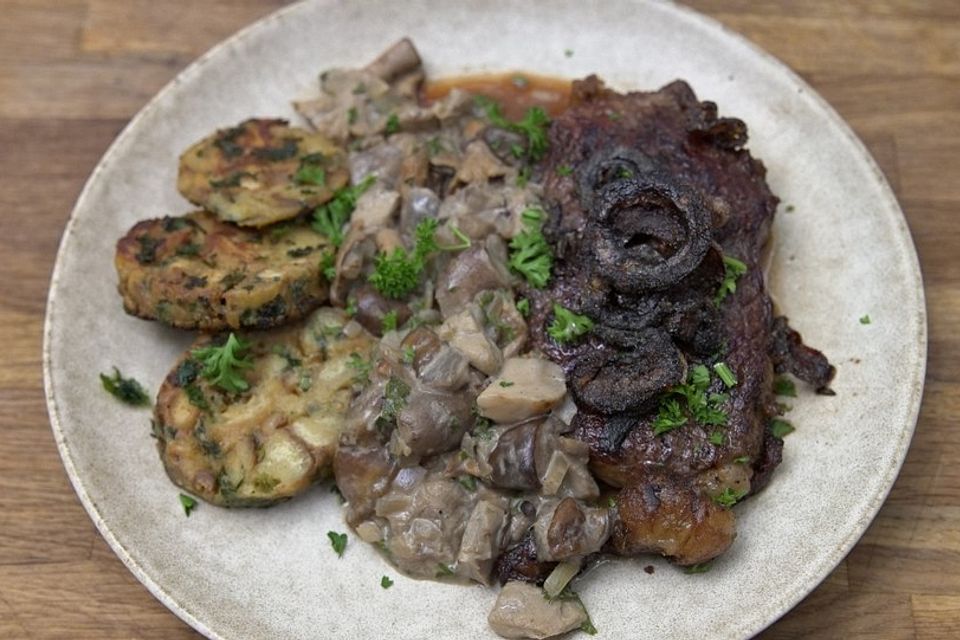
[1,1,957,638]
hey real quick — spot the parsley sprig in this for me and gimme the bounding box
[368,219,439,299]
[475,97,550,162]
[100,367,150,406]
[548,304,594,344]
[192,333,253,393]
[312,175,375,247]
[508,207,553,288]
[652,363,732,436]
[715,254,747,305]
[327,531,348,558]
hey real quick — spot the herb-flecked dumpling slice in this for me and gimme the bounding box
[154,308,376,507]
[115,210,331,330]
[178,118,350,227]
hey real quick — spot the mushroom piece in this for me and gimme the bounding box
[350,284,410,336]
[457,499,509,585]
[487,420,540,491]
[364,38,422,83]
[391,385,474,460]
[437,304,503,375]
[488,581,588,640]
[435,236,512,318]
[477,357,566,423]
[533,497,611,562]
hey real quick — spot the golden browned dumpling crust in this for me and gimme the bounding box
[177,118,350,227]
[115,210,331,330]
[153,308,375,507]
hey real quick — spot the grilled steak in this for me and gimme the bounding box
[513,77,834,572]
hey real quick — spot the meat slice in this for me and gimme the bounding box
[501,77,833,575]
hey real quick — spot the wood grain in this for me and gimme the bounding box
[0,1,956,637]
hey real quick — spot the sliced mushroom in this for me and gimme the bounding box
[457,499,509,585]
[436,236,512,317]
[477,357,566,423]
[391,385,473,460]
[487,420,540,491]
[533,497,610,562]
[488,581,588,640]
[438,304,504,375]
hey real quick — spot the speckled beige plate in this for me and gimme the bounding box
[44,1,926,638]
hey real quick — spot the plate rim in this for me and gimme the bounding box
[42,1,927,638]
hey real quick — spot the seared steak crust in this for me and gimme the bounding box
[515,77,834,571]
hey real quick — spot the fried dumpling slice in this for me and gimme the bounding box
[115,210,330,330]
[153,307,375,507]
[178,118,350,227]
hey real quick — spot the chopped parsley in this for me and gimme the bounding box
[319,249,336,281]
[713,362,737,388]
[402,345,416,365]
[564,48,574,58]
[508,207,553,288]
[556,164,573,176]
[293,152,326,186]
[713,487,747,508]
[184,383,210,412]
[474,96,550,162]
[380,575,394,589]
[100,368,150,406]
[652,364,728,436]
[192,333,253,393]
[770,418,795,439]
[516,297,530,317]
[312,175,376,247]
[376,377,410,432]
[439,224,471,251]
[435,563,455,577]
[708,430,725,446]
[384,113,400,135]
[381,310,399,333]
[179,493,198,517]
[715,255,748,305]
[685,562,712,574]
[860,314,871,325]
[773,376,797,397]
[733,455,751,464]
[368,219,439,299]
[327,531,348,558]
[458,475,477,491]
[547,304,593,344]
[347,106,358,125]
[347,352,372,384]
[499,380,515,388]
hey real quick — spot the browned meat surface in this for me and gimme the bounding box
[500,76,834,576]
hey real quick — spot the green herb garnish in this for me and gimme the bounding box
[508,207,553,288]
[556,165,573,176]
[516,297,530,317]
[192,333,253,393]
[733,456,751,464]
[773,376,797,397]
[713,362,737,388]
[327,531,348,558]
[384,113,400,135]
[708,430,725,446]
[368,219,439,299]
[319,249,336,281]
[860,314,871,325]
[347,352,372,384]
[685,562,712,574]
[547,304,593,344]
[402,345,416,365]
[475,97,550,162]
[458,475,477,491]
[312,175,375,247]
[381,310,399,333]
[713,487,746,508]
[715,255,748,305]
[380,575,394,589]
[770,418,795,438]
[100,367,150,406]
[179,493,197,517]
[293,153,326,186]
[499,380,515,388]
[652,364,728,436]
[435,563,455,577]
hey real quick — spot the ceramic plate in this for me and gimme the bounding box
[44,1,926,638]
